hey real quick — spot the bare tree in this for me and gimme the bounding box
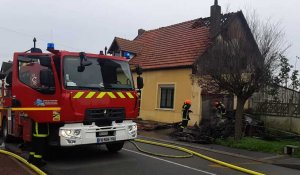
[193,11,288,140]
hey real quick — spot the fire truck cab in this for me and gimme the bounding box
[0,42,143,152]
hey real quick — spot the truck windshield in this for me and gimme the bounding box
[63,56,134,90]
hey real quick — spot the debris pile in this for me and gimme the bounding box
[135,112,266,144]
[171,111,265,144]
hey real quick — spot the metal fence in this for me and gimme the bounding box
[253,102,300,117]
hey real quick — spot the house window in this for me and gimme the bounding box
[159,85,175,109]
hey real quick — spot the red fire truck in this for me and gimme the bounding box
[0,40,143,152]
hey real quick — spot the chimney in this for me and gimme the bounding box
[210,0,221,38]
[138,29,146,36]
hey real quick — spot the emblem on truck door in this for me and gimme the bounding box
[34,99,45,106]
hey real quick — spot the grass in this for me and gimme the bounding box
[215,137,300,158]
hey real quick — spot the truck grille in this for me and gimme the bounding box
[85,108,125,123]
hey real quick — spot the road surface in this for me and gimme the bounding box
[37,141,300,175]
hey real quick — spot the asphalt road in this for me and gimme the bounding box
[38,141,300,175]
[2,136,300,175]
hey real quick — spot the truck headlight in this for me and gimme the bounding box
[128,124,137,138]
[74,129,81,136]
[61,129,81,138]
[128,124,137,132]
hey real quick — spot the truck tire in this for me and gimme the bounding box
[106,141,124,153]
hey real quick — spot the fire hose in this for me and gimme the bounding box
[0,138,265,175]
[133,139,265,175]
[0,149,46,175]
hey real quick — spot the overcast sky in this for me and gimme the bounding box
[0,0,299,69]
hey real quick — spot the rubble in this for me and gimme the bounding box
[135,112,266,144]
[172,111,265,144]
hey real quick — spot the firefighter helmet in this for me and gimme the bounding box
[185,99,192,105]
[214,101,220,106]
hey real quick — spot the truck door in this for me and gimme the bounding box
[12,54,60,122]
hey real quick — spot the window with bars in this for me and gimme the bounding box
[159,85,175,109]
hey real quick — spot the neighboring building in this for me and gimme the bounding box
[108,1,255,125]
[0,61,12,74]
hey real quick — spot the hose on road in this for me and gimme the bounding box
[134,138,265,175]
[130,140,193,158]
[0,149,46,175]
[0,138,265,175]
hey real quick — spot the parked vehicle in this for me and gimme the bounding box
[0,40,143,153]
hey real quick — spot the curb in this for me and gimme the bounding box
[273,163,300,171]
[137,134,300,170]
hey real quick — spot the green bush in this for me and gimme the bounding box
[216,137,300,157]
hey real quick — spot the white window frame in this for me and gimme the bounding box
[156,83,176,110]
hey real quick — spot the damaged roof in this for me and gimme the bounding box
[109,12,243,70]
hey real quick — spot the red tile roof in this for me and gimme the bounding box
[110,13,240,70]
[114,37,143,54]
[130,19,211,70]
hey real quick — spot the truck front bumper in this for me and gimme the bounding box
[59,120,137,146]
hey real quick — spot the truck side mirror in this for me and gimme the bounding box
[77,66,85,72]
[136,65,143,75]
[82,60,92,67]
[79,52,92,67]
[39,57,52,67]
[137,76,144,89]
[40,69,55,87]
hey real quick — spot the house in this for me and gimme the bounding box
[108,1,255,125]
[0,61,12,74]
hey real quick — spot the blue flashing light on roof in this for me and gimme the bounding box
[124,51,131,59]
[47,43,55,50]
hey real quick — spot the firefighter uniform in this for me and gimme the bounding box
[215,101,226,118]
[28,121,48,166]
[180,100,192,131]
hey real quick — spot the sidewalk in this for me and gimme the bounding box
[0,153,35,175]
[0,143,35,175]
[137,128,300,170]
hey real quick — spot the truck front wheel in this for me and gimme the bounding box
[106,141,124,153]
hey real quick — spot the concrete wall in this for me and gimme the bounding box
[260,115,300,134]
[133,68,202,126]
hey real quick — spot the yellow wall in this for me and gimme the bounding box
[133,68,202,126]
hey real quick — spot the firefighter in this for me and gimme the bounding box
[28,121,48,167]
[180,99,192,132]
[214,101,226,118]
